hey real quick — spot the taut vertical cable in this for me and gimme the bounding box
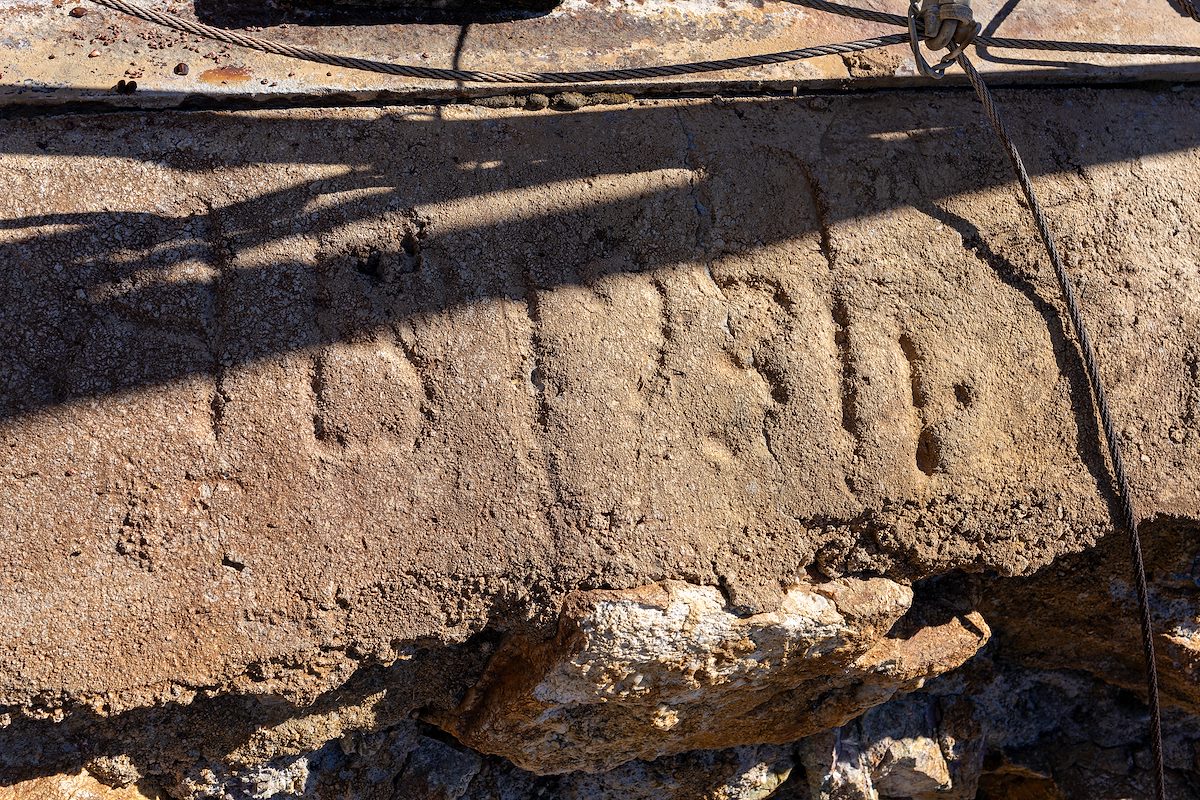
[955,52,1167,800]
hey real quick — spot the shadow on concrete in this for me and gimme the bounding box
[973,0,1079,71]
[0,628,503,793]
[0,89,1195,425]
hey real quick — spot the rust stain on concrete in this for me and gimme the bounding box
[199,66,252,85]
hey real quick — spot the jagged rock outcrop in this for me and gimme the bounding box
[798,695,979,800]
[797,658,1200,800]
[8,657,1200,800]
[981,518,1200,715]
[446,578,987,771]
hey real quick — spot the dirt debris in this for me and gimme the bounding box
[470,91,635,112]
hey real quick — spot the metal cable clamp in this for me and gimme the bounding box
[908,0,982,78]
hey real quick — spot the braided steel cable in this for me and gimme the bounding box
[789,0,1200,55]
[86,0,1200,84]
[788,0,912,27]
[956,52,1167,800]
[981,34,1200,56]
[85,0,912,83]
[1179,0,1200,23]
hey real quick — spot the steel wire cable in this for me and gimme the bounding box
[791,0,1200,52]
[792,0,1200,43]
[85,0,1200,83]
[85,0,912,82]
[957,48,1168,800]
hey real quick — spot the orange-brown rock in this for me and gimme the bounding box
[447,578,987,772]
[0,771,161,800]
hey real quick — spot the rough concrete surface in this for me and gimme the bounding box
[0,82,1199,799]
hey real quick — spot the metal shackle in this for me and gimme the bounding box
[908,0,981,78]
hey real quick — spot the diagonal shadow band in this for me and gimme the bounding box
[1,89,1197,424]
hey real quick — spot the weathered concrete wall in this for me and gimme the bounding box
[0,85,1199,798]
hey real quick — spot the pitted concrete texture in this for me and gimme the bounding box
[0,88,1199,753]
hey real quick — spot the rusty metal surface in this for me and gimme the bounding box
[2,0,1200,107]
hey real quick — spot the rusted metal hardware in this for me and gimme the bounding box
[908,0,982,78]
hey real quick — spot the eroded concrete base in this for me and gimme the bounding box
[0,85,1199,798]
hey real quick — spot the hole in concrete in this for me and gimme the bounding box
[221,552,247,571]
[401,231,420,259]
[898,332,926,409]
[954,381,977,407]
[356,248,384,280]
[916,428,942,476]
